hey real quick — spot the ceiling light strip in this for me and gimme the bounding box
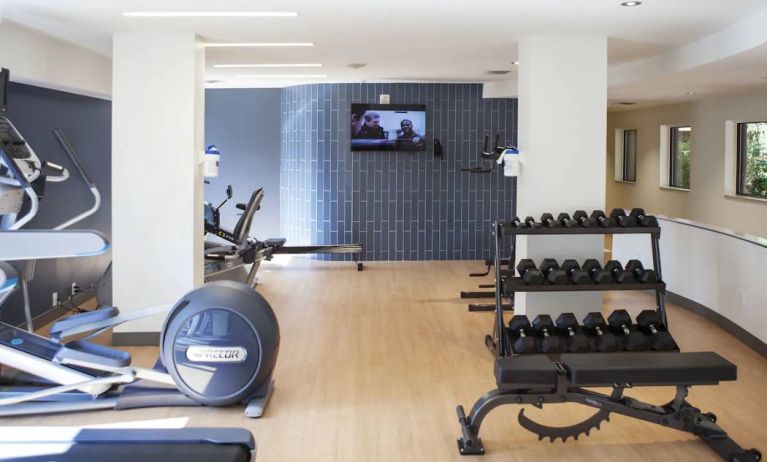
[234,74,327,78]
[204,42,314,48]
[122,11,298,17]
[214,63,323,68]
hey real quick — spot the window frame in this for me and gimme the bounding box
[621,129,637,183]
[669,126,692,190]
[736,121,767,200]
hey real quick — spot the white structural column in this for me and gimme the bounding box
[112,31,205,338]
[515,35,608,320]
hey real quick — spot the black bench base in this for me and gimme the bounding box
[459,352,760,462]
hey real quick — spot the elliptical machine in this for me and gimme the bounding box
[0,69,280,418]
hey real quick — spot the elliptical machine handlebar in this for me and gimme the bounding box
[53,129,95,188]
[41,161,69,182]
[0,145,39,230]
[51,129,101,230]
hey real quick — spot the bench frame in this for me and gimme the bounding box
[456,364,760,462]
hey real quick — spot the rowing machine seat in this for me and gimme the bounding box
[265,238,286,248]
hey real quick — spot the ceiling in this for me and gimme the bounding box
[1,0,767,106]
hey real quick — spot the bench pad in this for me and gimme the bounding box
[562,351,736,386]
[495,355,558,389]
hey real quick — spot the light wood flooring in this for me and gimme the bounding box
[5,259,767,461]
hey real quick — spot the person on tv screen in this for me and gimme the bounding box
[396,119,424,148]
[353,111,386,139]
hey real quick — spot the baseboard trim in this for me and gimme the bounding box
[666,291,767,358]
[26,288,97,331]
[112,332,160,346]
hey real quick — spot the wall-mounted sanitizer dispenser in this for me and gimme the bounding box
[203,144,221,178]
[499,147,522,177]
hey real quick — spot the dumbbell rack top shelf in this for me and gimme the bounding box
[490,217,667,358]
[503,279,666,292]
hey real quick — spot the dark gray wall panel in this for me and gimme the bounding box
[281,83,517,261]
[205,89,282,239]
[1,82,111,326]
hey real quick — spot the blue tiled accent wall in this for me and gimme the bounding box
[280,83,517,261]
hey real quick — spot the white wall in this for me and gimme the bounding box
[606,88,767,239]
[0,20,111,99]
[515,35,607,320]
[613,217,767,344]
[112,31,204,333]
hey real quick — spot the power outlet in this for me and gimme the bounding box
[51,292,58,307]
[71,282,79,296]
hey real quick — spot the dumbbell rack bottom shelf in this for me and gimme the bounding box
[504,280,666,293]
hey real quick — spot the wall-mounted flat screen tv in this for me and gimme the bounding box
[351,104,426,152]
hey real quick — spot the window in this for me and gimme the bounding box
[737,122,767,199]
[614,128,637,183]
[669,126,691,189]
[622,129,637,182]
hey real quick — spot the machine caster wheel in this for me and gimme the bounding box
[484,335,495,351]
[357,262,364,271]
[749,449,762,461]
[704,412,717,423]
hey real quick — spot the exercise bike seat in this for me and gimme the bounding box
[265,238,287,247]
[50,307,120,340]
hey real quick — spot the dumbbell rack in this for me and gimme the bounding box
[487,218,666,358]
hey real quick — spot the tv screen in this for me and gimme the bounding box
[351,104,426,152]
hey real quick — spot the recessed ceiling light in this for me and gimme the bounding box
[617,101,636,106]
[205,79,223,84]
[234,74,327,78]
[122,11,298,17]
[486,70,511,75]
[214,63,323,68]
[620,1,642,6]
[510,61,520,65]
[204,42,314,48]
[685,91,697,96]
[347,63,367,69]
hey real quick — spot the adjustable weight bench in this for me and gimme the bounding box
[457,352,761,462]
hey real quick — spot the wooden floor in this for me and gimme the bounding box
[6,259,767,461]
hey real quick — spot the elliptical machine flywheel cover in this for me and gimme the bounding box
[160,280,280,407]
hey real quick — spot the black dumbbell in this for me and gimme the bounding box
[540,213,561,228]
[572,210,597,227]
[557,213,579,228]
[590,210,617,227]
[625,260,659,283]
[560,259,591,285]
[609,208,639,227]
[516,259,545,285]
[508,315,537,354]
[636,310,677,351]
[629,208,659,227]
[583,259,614,284]
[523,216,541,228]
[510,216,528,228]
[540,258,569,285]
[555,313,590,352]
[532,314,562,353]
[608,309,648,351]
[582,312,619,352]
[605,260,635,284]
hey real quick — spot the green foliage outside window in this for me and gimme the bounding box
[671,127,691,189]
[740,122,767,198]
